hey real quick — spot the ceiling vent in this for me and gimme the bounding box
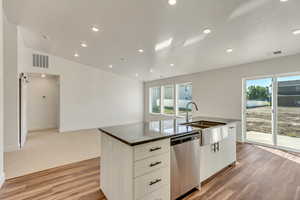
[273,50,282,55]
[33,54,49,68]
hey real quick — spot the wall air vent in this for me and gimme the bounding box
[33,54,49,68]
[273,50,282,55]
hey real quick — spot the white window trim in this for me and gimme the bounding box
[149,86,161,115]
[149,82,192,117]
[162,84,175,115]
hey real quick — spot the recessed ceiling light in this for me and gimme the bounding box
[280,0,288,2]
[91,25,100,32]
[138,49,144,53]
[168,0,176,6]
[203,29,212,34]
[150,69,154,73]
[170,63,175,67]
[226,48,233,53]
[41,74,46,78]
[74,53,79,57]
[109,65,113,68]
[135,73,139,77]
[81,42,88,48]
[292,29,300,35]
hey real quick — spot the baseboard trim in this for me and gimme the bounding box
[4,144,20,152]
[0,172,5,188]
[28,127,58,133]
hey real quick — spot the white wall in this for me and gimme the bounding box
[0,0,5,188]
[27,76,59,131]
[3,16,19,152]
[18,33,144,132]
[144,53,300,141]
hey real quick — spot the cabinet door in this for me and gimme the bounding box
[218,124,236,168]
[200,143,219,182]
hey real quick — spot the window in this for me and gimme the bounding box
[177,83,192,115]
[163,85,175,114]
[150,87,161,113]
[149,82,192,116]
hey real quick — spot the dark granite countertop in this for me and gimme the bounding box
[98,116,240,146]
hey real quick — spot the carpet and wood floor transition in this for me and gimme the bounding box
[4,129,101,179]
[0,143,300,200]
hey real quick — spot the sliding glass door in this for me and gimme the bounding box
[244,74,300,152]
[245,78,273,145]
[277,75,300,150]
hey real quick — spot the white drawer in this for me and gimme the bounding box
[134,152,170,178]
[138,185,170,200]
[134,167,170,199]
[134,139,170,161]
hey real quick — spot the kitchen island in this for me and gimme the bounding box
[99,116,240,200]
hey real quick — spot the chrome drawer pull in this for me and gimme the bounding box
[149,147,162,152]
[149,178,162,186]
[229,127,235,129]
[149,161,162,167]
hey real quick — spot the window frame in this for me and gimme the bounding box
[162,84,176,115]
[149,86,162,115]
[176,82,193,116]
[149,82,192,117]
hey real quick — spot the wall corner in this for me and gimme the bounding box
[0,172,5,188]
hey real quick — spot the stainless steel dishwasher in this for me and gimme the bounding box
[171,133,201,200]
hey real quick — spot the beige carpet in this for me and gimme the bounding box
[4,129,101,179]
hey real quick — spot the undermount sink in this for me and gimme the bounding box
[182,120,226,129]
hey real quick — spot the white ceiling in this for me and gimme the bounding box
[4,0,300,81]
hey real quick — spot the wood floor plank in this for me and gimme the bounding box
[0,143,299,200]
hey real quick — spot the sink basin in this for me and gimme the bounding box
[182,120,226,129]
[182,120,229,145]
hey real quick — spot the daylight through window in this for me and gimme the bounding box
[149,82,192,116]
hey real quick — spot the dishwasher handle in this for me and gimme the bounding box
[171,133,200,146]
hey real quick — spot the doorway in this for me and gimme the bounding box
[4,72,100,179]
[243,74,300,152]
[19,73,60,147]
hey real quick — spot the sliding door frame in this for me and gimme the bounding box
[242,75,275,146]
[242,72,300,153]
[272,77,278,146]
[275,72,300,152]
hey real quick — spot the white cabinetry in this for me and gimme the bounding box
[200,123,237,182]
[101,134,171,200]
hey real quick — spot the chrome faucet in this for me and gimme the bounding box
[186,102,199,122]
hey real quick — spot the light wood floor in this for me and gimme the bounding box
[0,143,300,200]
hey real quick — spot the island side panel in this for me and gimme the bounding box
[100,133,134,200]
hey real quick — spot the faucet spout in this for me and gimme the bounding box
[185,101,199,122]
